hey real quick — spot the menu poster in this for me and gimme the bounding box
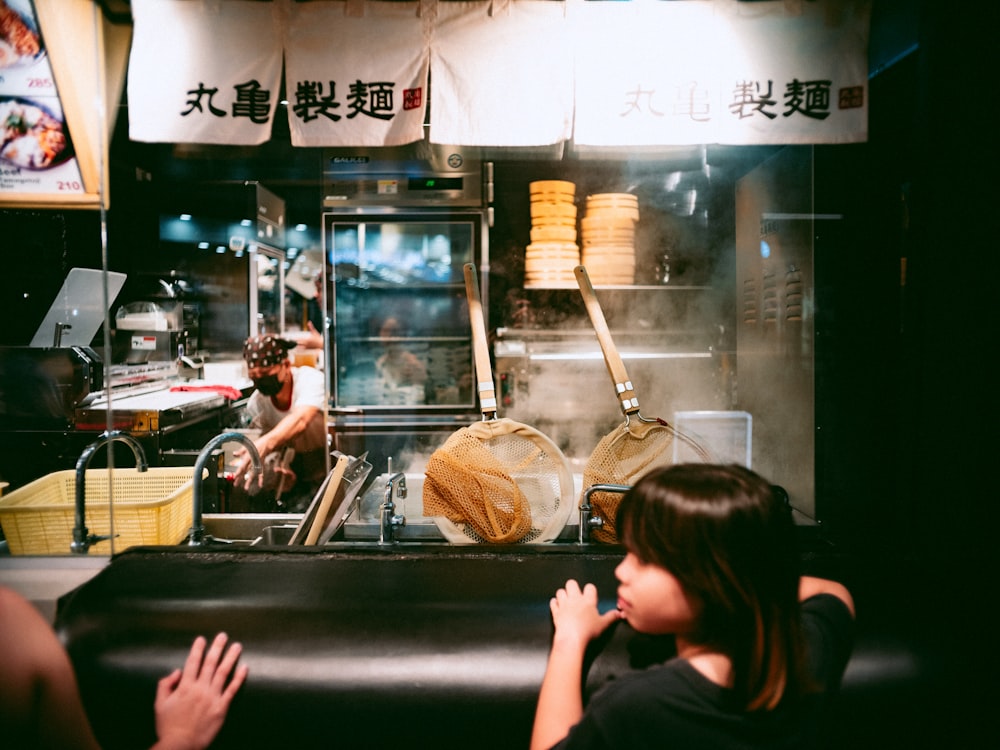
[0,0,85,196]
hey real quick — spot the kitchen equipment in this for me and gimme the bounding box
[324,146,490,413]
[0,345,220,431]
[114,300,190,364]
[580,193,639,286]
[326,207,484,411]
[0,342,248,491]
[287,451,372,545]
[317,452,373,545]
[525,179,579,288]
[304,453,350,546]
[575,264,710,543]
[271,446,296,506]
[0,467,194,555]
[29,268,127,348]
[422,264,574,544]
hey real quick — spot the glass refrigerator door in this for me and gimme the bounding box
[325,212,482,410]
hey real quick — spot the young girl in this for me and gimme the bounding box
[531,463,855,750]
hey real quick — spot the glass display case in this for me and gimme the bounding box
[325,210,487,411]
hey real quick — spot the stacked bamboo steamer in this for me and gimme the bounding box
[525,180,579,288]
[580,193,639,285]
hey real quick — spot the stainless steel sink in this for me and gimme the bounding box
[344,472,580,542]
[199,469,584,546]
[202,513,301,545]
[253,524,299,545]
[200,513,451,545]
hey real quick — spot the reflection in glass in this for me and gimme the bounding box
[251,248,285,336]
[328,216,479,409]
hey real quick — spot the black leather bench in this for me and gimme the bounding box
[54,545,976,749]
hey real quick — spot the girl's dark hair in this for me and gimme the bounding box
[617,463,809,711]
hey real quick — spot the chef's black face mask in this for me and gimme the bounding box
[253,374,282,396]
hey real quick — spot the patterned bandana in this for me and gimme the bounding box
[243,334,295,369]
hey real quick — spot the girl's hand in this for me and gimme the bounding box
[531,580,623,750]
[549,579,623,651]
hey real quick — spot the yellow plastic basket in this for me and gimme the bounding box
[0,468,196,555]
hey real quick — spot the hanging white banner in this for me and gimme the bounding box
[571,0,869,148]
[713,0,870,145]
[123,0,869,148]
[429,0,574,147]
[127,0,283,145]
[284,1,429,147]
[571,0,724,147]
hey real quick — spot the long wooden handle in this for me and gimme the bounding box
[305,453,350,546]
[575,265,639,416]
[464,263,497,420]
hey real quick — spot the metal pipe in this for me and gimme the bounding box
[189,432,261,546]
[72,431,148,554]
[380,467,407,545]
[53,321,72,347]
[578,483,630,544]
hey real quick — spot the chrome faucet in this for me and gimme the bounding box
[188,432,261,546]
[72,431,148,554]
[579,483,630,544]
[380,460,407,544]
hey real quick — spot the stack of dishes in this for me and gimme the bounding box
[580,193,639,285]
[525,180,579,288]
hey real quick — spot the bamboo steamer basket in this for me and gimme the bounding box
[529,179,576,196]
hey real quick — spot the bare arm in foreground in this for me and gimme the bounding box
[0,585,248,750]
[530,580,622,750]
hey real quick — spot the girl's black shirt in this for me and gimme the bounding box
[551,594,855,750]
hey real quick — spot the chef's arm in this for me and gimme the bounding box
[253,404,321,459]
[799,576,855,617]
[285,321,323,351]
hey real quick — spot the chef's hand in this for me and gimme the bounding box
[286,321,323,351]
[232,446,264,490]
[152,632,248,750]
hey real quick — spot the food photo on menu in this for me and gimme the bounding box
[0,0,42,69]
[1,95,69,169]
[1,0,79,182]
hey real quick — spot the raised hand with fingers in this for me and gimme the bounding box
[152,632,248,750]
